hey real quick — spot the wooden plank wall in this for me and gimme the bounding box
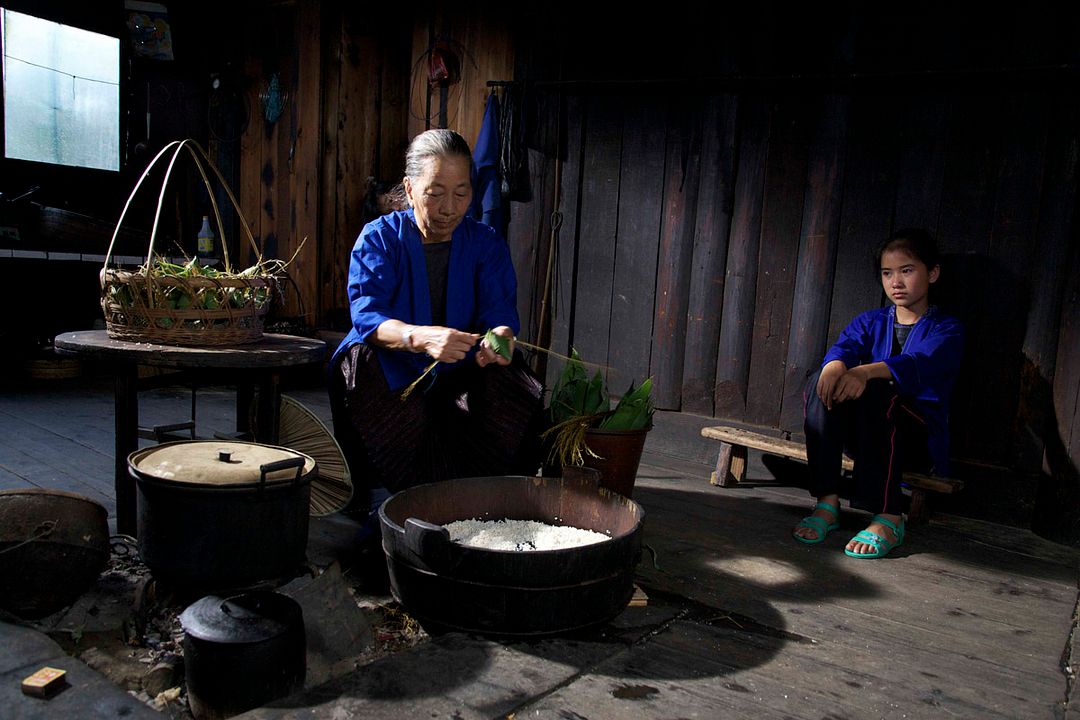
[318,0,411,328]
[522,84,1080,479]
[226,1,1079,524]
[240,0,504,329]
[238,0,321,321]
[406,5,515,155]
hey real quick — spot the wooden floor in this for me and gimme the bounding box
[2,371,1079,718]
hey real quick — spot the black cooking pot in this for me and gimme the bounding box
[180,591,305,720]
[379,473,644,637]
[128,440,315,592]
[0,489,110,619]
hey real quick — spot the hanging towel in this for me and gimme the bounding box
[472,92,504,234]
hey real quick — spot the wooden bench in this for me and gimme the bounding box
[700,425,963,524]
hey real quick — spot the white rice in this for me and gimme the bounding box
[444,518,611,552]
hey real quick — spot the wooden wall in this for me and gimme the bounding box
[317,0,412,329]
[237,0,512,328]
[405,4,515,151]
[502,2,1080,531]
[237,0,322,322]
[521,84,1079,497]
[225,0,1080,536]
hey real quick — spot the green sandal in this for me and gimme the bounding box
[793,501,840,545]
[844,515,905,559]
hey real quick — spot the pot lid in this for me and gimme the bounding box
[180,592,302,644]
[130,440,315,487]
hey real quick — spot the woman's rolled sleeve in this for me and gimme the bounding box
[348,234,398,342]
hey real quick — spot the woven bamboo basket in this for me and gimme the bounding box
[100,139,275,346]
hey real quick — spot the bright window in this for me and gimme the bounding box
[1,8,120,171]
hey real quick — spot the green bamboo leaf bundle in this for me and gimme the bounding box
[549,348,609,424]
[599,378,654,430]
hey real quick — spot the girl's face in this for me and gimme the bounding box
[404,155,472,244]
[880,248,939,319]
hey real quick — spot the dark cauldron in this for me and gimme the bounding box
[128,440,314,592]
[0,489,110,619]
[378,474,644,637]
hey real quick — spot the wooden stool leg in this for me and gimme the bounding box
[711,442,747,488]
[711,442,734,486]
[729,444,748,484]
[908,488,929,525]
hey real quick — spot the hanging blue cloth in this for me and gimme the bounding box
[471,92,504,233]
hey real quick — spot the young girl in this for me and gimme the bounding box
[792,228,964,558]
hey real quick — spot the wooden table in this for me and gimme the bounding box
[54,330,327,536]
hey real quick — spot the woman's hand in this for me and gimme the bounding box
[476,326,514,367]
[413,326,479,363]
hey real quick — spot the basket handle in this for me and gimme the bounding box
[103,139,261,276]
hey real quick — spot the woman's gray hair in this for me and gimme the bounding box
[404,129,473,182]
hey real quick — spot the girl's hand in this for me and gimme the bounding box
[830,366,869,405]
[476,326,514,367]
[414,326,478,363]
[816,360,848,410]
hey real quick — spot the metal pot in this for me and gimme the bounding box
[378,473,644,637]
[128,440,315,592]
[180,591,305,720]
[0,489,109,619]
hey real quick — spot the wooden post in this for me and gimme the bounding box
[714,96,770,418]
[651,98,703,410]
[608,97,666,393]
[779,95,848,432]
[681,94,737,417]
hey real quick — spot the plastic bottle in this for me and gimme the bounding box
[197,215,215,257]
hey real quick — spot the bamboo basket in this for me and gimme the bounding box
[100,139,274,346]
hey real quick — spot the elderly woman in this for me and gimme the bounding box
[329,129,544,518]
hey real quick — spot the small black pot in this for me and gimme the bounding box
[180,591,305,720]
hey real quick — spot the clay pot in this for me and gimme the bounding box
[579,426,651,498]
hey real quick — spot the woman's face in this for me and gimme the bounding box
[404,155,472,243]
[880,248,939,319]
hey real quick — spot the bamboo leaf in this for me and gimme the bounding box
[584,370,610,415]
[483,328,512,361]
[599,378,654,430]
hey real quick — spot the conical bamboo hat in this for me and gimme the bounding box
[275,395,353,516]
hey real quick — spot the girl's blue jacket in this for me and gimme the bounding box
[823,305,965,474]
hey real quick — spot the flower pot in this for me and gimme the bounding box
[579,426,650,498]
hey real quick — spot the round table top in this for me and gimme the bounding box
[54,330,327,370]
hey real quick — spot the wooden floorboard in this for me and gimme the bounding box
[628,475,1074,717]
[522,618,1058,718]
[0,375,1076,719]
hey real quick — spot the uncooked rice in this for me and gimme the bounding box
[444,518,611,551]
